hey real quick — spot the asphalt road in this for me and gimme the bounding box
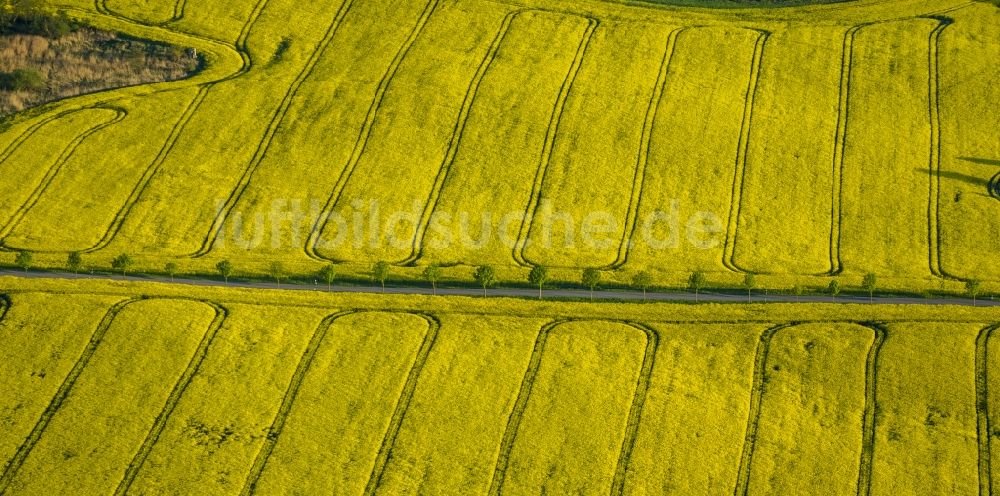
[1,269,996,307]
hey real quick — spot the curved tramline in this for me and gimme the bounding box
[0,296,139,490]
[517,20,683,270]
[83,86,211,254]
[362,314,441,495]
[0,107,127,248]
[0,297,223,494]
[488,319,561,496]
[0,0,996,291]
[238,310,354,495]
[732,323,793,496]
[610,322,660,495]
[113,301,228,495]
[856,323,887,496]
[608,27,686,271]
[924,15,957,281]
[0,279,997,492]
[303,0,443,263]
[720,29,769,275]
[827,22,864,276]
[197,0,382,258]
[510,17,599,267]
[240,310,439,495]
[101,0,186,25]
[489,319,653,495]
[400,9,523,266]
[975,323,1000,495]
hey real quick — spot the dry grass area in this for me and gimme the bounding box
[0,27,199,116]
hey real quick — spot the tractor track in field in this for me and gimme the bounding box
[78,0,273,254]
[113,301,229,495]
[401,9,522,266]
[512,17,599,268]
[0,108,87,168]
[488,319,562,496]
[95,0,265,78]
[0,107,127,249]
[171,0,186,23]
[196,0,393,258]
[0,296,223,493]
[827,23,864,277]
[489,318,651,494]
[238,310,352,495]
[101,0,179,25]
[721,29,769,275]
[732,323,793,496]
[610,322,660,495]
[85,86,211,254]
[239,310,437,495]
[607,26,686,271]
[363,314,440,495]
[925,16,960,282]
[976,323,1000,496]
[856,322,886,496]
[303,0,443,263]
[0,294,10,321]
[0,296,143,491]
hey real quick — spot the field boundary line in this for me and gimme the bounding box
[721,29,769,275]
[239,310,352,495]
[113,301,229,495]
[976,323,1000,496]
[85,86,211,254]
[0,107,127,247]
[488,319,562,495]
[304,0,442,261]
[924,16,958,281]
[856,322,887,496]
[512,16,599,268]
[610,322,660,495]
[732,322,792,496]
[401,9,522,265]
[0,296,144,491]
[363,314,440,494]
[195,0,376,258]
[609,26,686,270]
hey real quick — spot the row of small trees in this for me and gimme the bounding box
[7,250,987,303]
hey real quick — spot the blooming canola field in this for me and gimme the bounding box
[0,0,998,291]
[0,277,998,493]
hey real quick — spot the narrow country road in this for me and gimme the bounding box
[0,269,996,307]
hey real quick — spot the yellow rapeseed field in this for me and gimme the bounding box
[0,0,993,294]
[0,277,997,493]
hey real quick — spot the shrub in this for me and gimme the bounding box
[0,68,46,92]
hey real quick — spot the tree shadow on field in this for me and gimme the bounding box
[958,156,1000,168]
[924,156,1000,200]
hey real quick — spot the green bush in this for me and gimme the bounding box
[1,3,77,38]
[0,68,46,91]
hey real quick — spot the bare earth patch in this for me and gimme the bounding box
[0,27,200,117]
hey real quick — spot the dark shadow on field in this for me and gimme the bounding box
[958,156,1000,167]
[930,157,1000,200]
[917,168,989,188]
